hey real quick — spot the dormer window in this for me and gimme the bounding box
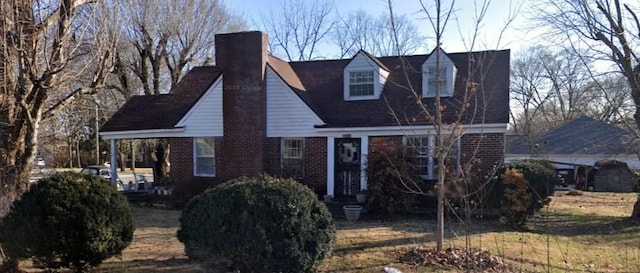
[422,48,456,98]
[343,50,389,101]
[425,66,447,97]
[349,71,375,97]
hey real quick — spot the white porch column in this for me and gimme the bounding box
[360,136,368,190]
[326,136,335,197]
[110,139,118,184]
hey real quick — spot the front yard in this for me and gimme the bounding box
[27,191,639,272]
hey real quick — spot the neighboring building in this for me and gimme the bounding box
[592,160,637,192]
[100,31,510,198]
[506,116,640,186]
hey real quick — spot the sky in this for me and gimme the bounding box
[226,0,535,57]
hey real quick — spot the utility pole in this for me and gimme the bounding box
[95,103,99,165]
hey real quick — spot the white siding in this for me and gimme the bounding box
[343,52,387,101]
[266,68,323,137]
[422,48,456,97]
[175,77,223,137]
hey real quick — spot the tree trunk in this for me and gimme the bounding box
[0,0,38,217]
[152,139,169,184]
[0,166,30,217]
[632,196,640,219]
[119,152,127,172]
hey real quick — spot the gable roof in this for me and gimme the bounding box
[352,49,389,71]
[101,49,510,133]
[507,116,635,155]
[266,55,324,120]
[100,66,220,132]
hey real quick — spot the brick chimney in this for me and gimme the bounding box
[215,31,268,181]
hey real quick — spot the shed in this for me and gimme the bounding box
[592,160,637,192]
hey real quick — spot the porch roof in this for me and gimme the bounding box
[99,67,221,139]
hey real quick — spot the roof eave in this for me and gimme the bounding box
[99,127,185,140]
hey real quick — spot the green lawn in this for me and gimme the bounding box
[19,191,640,272]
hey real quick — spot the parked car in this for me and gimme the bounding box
[35,157,45,167]
[80,165,112,180]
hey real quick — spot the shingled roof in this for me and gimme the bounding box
[101,67,220,132]
[507,116,635,155]
[288,50,510,127]
[101,50,509,133]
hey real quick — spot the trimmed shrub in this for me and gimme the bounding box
[177,175,336,273]
[0,172,134,272]
[366,138,420,218]
[485,160,556,228]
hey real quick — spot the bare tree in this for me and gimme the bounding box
[107,0,245,182]
[261,0,335,61]
[381,0,519,251]
[0,0,118,216]
[332,10,424,58]
[534,0,640,136]
[509,46,628,136]
[112,0,244,96]
[534,0,640,217]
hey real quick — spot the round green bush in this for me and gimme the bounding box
[177,175,336,273]
[0,172,134,272]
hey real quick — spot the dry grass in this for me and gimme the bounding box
[93,209,201,273]
[17,191,640,272]
[320,191,640,273]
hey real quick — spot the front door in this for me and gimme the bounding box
[335,138,361,197]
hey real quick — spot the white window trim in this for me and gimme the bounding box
[281,138,305,179]
[404,135,460,180]
[342,51,389,101]
[344,69,378,100]
[348,70,375,97]
[422,50,457,98]
[193,137,216,177]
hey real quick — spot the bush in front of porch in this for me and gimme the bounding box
[366,138,420,219]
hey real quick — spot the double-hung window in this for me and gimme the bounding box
[405,136,432,179]
[426,66,447,97]
[194,137,215,176]
[433,138,460,178]
[282,138,304,179]
[348,71,375,97]
[421,49,457,98]
[405,136,460,180]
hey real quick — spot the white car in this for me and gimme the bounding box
[35,157,45,167]
[80,165,112,180]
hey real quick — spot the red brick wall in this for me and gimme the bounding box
[264,137,280,175]
[460,133,505,183]
[169,137,220,184]
[367,134,503,184]
[263,137,327,195]
[216,31,268,181]
[304,137,327,195]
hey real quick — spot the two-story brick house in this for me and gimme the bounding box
[100,31,509,197]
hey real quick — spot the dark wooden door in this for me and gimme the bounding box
[335,138,361,197]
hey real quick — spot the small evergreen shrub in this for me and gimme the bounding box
[485,160,556,229]
[502,168,532,227]
[177,175,336,273]
[366,138,419,218]
[0,172,134,272]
